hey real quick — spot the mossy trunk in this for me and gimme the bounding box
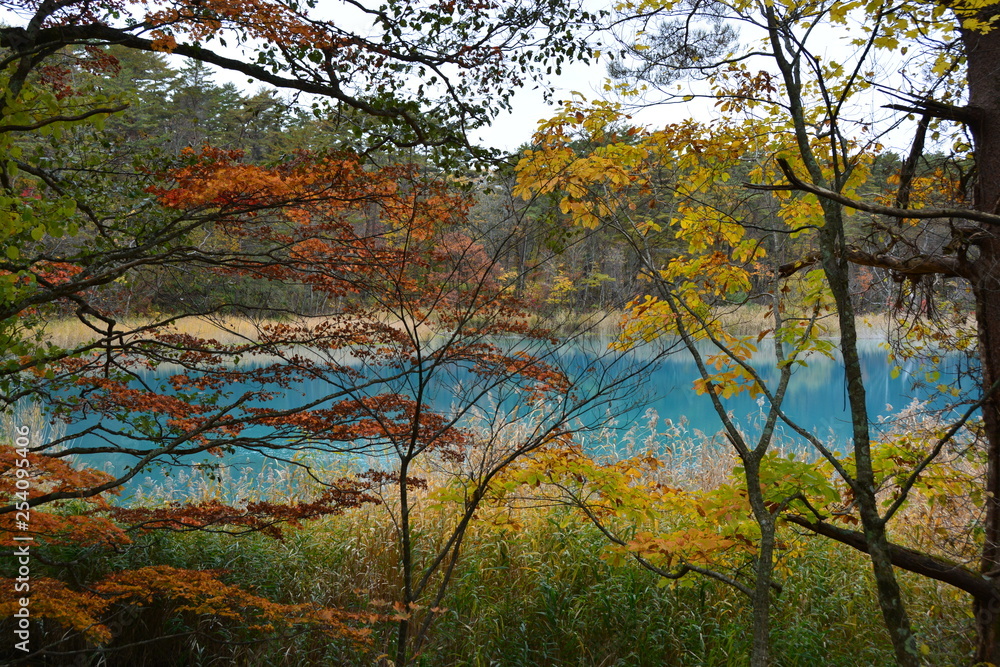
[819,200,918,666]
[744,456,776,667]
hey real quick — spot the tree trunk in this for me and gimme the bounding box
[396,459,414,666]
[818,201,919,665]
[961,20,1000,664]
[858,501,919,665]
[744,458,775,667]
[970,262,1000,665]
[395,618,410,667]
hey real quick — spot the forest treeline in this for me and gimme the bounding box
[26,46,969,323]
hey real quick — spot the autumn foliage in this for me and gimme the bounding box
[0,100,594,661]
[0,437,381,657]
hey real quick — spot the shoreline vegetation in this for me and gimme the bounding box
[36,308,906,350]
[6,402,975,665]
[19,308,977,663]
[11,300,980,666]
[122,455,972,665]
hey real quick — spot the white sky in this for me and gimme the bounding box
[473,59,704,153]
[1,5,924,157]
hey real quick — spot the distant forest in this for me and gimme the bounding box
[27,46,971,323]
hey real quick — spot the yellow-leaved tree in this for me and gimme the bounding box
[514,0,1000,655]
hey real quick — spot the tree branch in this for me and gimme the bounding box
[0,104,128,133]
[0,25,459,149]
[785,514,995,600]
[777,246,965,280]
[746,158,1000,226]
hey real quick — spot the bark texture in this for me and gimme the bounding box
[962,20,1000,664]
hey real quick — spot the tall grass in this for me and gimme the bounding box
[49,443,970,667]
[104,494,969,666]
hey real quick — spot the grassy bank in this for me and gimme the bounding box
[37,307,899,350]
[35,314,284,349]
[85,496,971,666]
[7,448,973,666]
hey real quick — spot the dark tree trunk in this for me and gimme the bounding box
[962,21,1000,665]
[970,256,1000,665]
[745,457,776,667]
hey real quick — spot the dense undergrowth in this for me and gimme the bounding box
[4,469,973,667]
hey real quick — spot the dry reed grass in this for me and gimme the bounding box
[532,306,896,340]
[2,400,65,448]
[34,314,265,349]
[713,304,894,339]
[34,311,457,349]
[36,306,903,351]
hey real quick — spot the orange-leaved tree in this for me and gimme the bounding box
[0,1,618,663]
[2,132,658,664]
[0,0,601,405]
[0,420,381,663]
[133,149,659,664]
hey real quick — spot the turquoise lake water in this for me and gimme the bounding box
[53,337,972,497]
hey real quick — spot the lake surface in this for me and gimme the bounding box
[55,337,972,498]
[636,339,967,444]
